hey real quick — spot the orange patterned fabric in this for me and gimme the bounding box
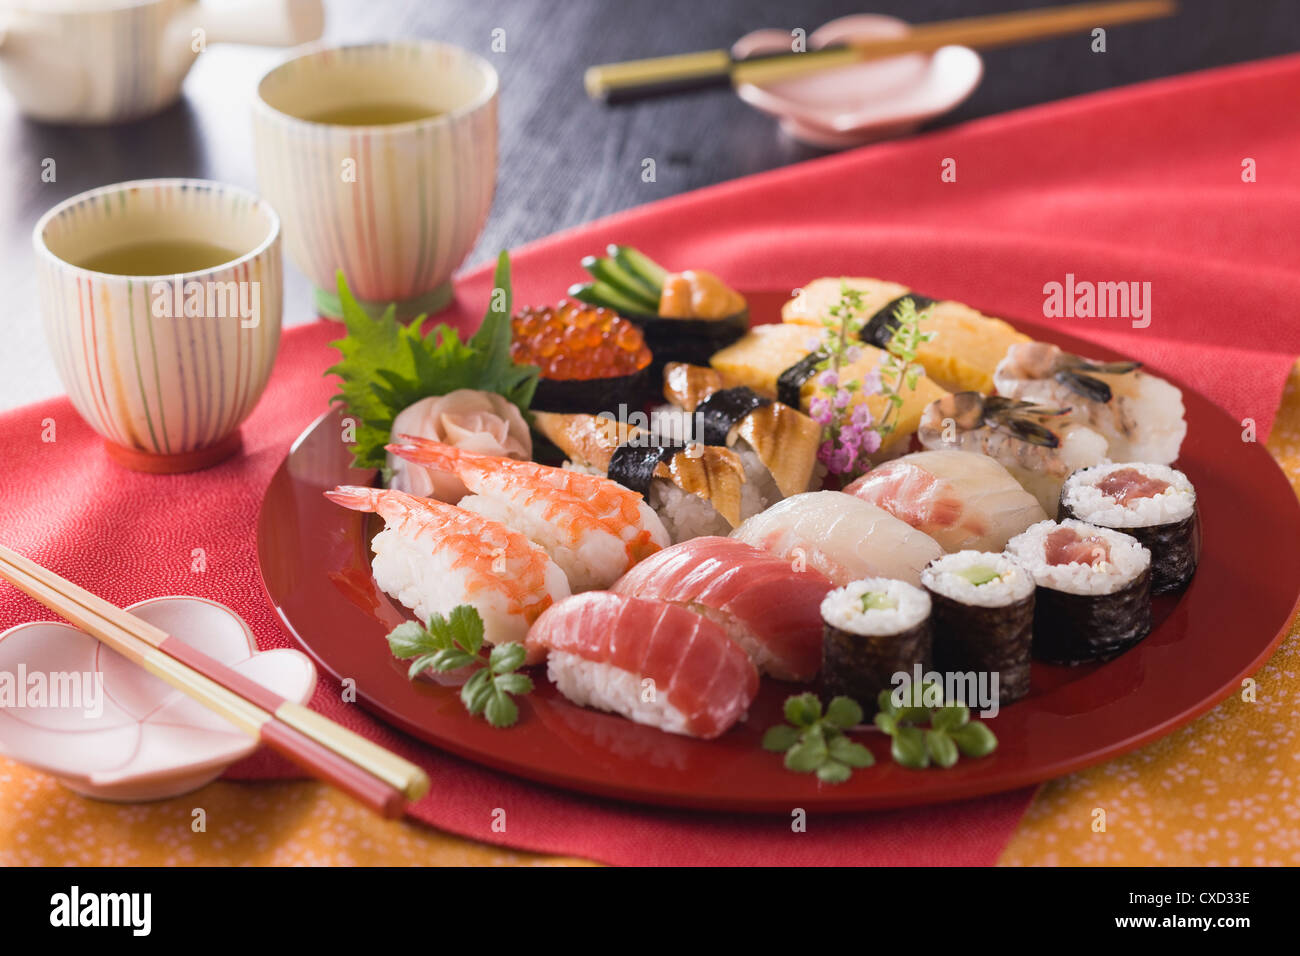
[4,367,1299,867]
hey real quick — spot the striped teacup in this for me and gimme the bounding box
[33,180,283,473]
[253,40,498,320]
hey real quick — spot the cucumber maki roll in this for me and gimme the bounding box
[820,578,932,713]
[1006,519,1152,665]
[1058,462,1197,594]
[921,552,1036,703]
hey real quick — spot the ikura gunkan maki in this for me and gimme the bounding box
[569,245,749,371]
[921,552,1036,703]
[1058,462,1197,594]
[820,578,932,713]
[511,301,653,412]
[1006,519,1152,665]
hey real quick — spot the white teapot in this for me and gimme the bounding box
[0,0,324,124]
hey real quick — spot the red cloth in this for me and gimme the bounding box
[4,54,1299,866]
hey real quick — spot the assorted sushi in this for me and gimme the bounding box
[526,591,759,739]
[820,578,933,714]
[328,262,1206,747]
[844,449,1046,552]
[1058,462,1198,594]
[921,552,1036,703]
[611,536,834,682]
[1006,519,1153,665]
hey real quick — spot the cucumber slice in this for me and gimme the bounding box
[567,280,654,317]
[954,565,1002,586]
[581,256,659,310]
[860,591,898,612]
[608,244,668,294]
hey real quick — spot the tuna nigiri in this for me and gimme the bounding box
[730,491,944,588]
[611,536,834,681]
[386,436,670,591]
[844,450,1047,552]
[526,592,759,739]
[325,486,569,661]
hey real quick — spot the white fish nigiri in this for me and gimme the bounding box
[325,486,569,661]
[844,450,1047,552]
[993,342,1186,464]
[386,437,670,591]
[730,491,944,587]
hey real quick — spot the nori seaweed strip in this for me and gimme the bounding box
[821,620,932,715]
[928,589,1034,703]
[1058,497,1198,595]
[860,293,940,348]
[695,387,771,446]
[777,348,827,408]
[531,366,652,414]
[1031,567,1152,665]
[607,441,680,498]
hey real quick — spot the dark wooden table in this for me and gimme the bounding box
[5,0,1297,406]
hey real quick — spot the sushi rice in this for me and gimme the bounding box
[921,551,1035,608]
[1006,518,1150,595]
[821,578,932,637]
[1059,462,1195,528]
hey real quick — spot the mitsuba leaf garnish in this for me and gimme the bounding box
[386,605,534,729]
[874,684,998,770]
[326,251,540,470]
[762,693,874,784]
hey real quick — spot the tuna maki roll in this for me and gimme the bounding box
[1006,519,1152,665]
[1058,462,1197,594]
[921,552,1036,703]
[820,578,932,713]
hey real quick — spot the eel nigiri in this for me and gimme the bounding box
[917,392,1109,515]
[661,361,823,500]
[781,277,1031,393]
[531,410,747,542]
[993,342,1186,464]
[843,449,1047,552]
[386,436,669,591]
[708,323,947,461]
[526,591,759,739]
[730,491,944,588]
[325,486,569,661]
[611,536,834,681]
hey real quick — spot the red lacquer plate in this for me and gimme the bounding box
[256,291,1300,812]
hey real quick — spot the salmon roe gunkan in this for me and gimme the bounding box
[511,301,653,381]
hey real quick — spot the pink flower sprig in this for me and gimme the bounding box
[809,285,934,480]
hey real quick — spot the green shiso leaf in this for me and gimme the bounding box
[325,251,539,470]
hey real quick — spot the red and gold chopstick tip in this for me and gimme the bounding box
[0,543,427,817]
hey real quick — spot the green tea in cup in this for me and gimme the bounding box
[75,240,243,277]
[302,102,443,126]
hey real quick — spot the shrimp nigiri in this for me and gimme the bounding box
[526,591,759,739]
[325,486,569,660]
[385,437,670,591]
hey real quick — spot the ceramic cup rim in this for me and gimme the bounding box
[32,177,282,282]
[253,38,500,134]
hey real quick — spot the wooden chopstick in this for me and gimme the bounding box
[585,0,1178,102]
[0,544,429,817]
